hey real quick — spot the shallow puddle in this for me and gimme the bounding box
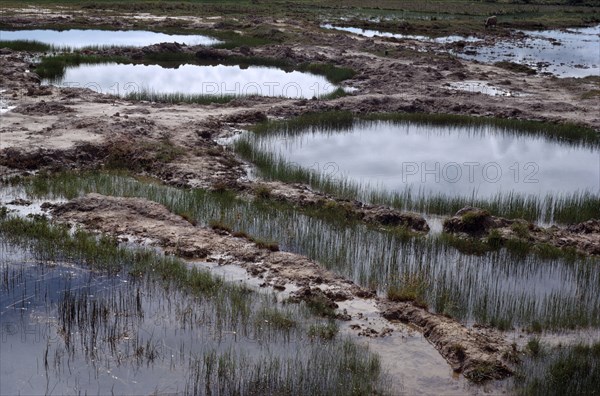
[445,81,528,97]
[322,24,480,44]
[42,62,340,99]
[249,119,599,199]
[0,29,220,49]
[0,89,16,114]
[457,25,600,78]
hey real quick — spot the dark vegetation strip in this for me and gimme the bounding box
[0,39,53,52]
[35,51,355,85]
[252,111,599,148]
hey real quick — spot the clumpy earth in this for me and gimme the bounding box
[444,207,600,255]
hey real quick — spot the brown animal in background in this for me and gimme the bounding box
[485,16,497,29]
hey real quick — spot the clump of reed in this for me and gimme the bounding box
[515,342,600,396]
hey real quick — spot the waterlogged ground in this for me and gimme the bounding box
[323,23,599,78]
[0,240,390,395]
[43,62,339,99]
[4,173,599,330]
[321,24,480,44]
[445,81,528,97]
[457,25,600,78]
[1,5,600,394]
[0,29,221,49]
[247,119,600,200]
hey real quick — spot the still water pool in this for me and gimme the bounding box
[43,62,340,99]
[0,29,220,48]
[249,119,599,199]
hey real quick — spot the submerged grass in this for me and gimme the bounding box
[515,342,600,396]
[0,214,223,294]
[0,216,392,395]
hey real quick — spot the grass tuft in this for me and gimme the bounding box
[308,321,339,340]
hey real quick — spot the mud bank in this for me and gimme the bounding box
[380,301,514,383]
[444,207,600,256]
[51,193,515,381]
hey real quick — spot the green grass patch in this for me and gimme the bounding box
[125,90,239,104]
[35,53,130,80]
[256,307,297,330]
[304,293,338,319]
[308,321,339,340]
[0,39,53,52]
[580,89,600,100]
[387,273,429,309]
[104,137,186,171]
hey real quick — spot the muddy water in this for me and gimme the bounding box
[0,29,220,48]
[458,25,600,78]
[252,119,600,199]
[42,62,339,99]
[322,24,480,43]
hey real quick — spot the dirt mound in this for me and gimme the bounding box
[53,193,364,297]
[0,146,97,171]
[444,207,600,256]
[195,47,230,60]
[249,181,430,233]
[13,101,74,115]
[143,42,184,53]
[223,110,268,124]
[568,219,600,234]
[361,206,430,231]
[381,301,515,382]
[443,207,512,236]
